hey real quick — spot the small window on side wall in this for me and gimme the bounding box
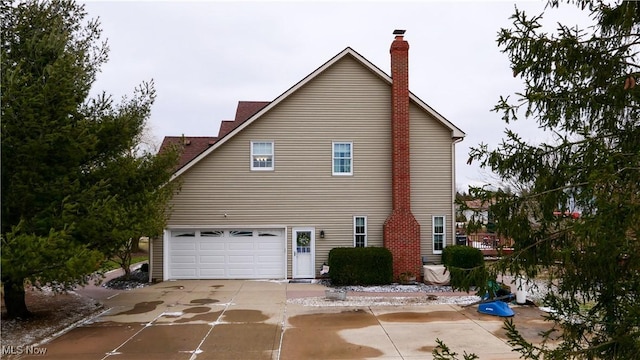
[354,216,367,247]
[251,141,274,170]
[332,142,352,175]
[433,215,445,254]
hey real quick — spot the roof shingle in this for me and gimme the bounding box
[159,136,217,171]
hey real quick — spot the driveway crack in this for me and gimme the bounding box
[187,282,242,360]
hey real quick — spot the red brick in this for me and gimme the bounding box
[384,31,421,279]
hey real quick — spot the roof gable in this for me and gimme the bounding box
[235,101,271,123]
[171,47,466,180]
[217,121,235,138]
[217,101,270,139]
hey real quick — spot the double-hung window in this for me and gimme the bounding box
[354,216,367,247]
[251,141,274,170]
[433,216,445,254]
[332,142,352,175]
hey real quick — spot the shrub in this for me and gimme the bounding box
[442,245,485,288]
[328,247,393,286]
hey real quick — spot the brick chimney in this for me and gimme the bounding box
[384,30,422,280]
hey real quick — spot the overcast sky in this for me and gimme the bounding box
[81,1,591,191]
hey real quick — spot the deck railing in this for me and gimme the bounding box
[456,233,514,251]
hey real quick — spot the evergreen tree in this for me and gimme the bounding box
[96,147,179,279]
[458,1,640,358]
[1,0,177,318]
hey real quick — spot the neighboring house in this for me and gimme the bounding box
[461,199,491,227]
[150,30,465,282]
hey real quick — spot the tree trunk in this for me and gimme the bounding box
[119,250,132,279]
[122,264,132,279]
[130,237,140,253]
[3,278,31,319]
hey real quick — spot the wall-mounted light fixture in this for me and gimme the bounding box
[320,230,325,238]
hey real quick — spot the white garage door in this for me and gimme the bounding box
[168,228,285,279]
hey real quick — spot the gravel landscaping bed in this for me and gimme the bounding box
[288,294,482,307]
[102,268,151,290]
[289,281,483,307]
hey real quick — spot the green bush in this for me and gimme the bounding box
[442,245,485,288]
[328,247,393,286]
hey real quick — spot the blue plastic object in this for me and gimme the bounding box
[478,301,515,317]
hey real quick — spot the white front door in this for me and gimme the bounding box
[292,227,315,278]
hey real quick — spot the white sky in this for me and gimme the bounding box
[82,0,592,191]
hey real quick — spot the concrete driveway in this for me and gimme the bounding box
[20,280,554,360]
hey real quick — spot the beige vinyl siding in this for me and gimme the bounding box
[151,237,163,282]
[167,56,393,277]
[163,54,457,278]
[410,104,455,264]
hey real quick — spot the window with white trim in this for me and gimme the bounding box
[201,230,223,237]
[354,216,367,247]
[251,141,274,170]
[433,216,445,254]
[171,231,195,237]
[332,142,352,175]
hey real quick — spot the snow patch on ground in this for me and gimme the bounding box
[162,312,184,317]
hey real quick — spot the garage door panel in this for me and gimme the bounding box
[259,242,282,249]
[228,242,253,251]
[171,269,197,277]
[168,228,285,279]
[171,251,197,257]
[257,242,282,250]
[258,230,283,237]
[171,241,196,251]
[200,242,224,251]
[199,255,225,264]
[171,255,197,264]
[229,255,255,264]
[199,262,225,275]
[257,255,281,262]
[200,269,226,277]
